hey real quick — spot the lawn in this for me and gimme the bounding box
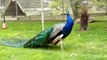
[0,16,107,60]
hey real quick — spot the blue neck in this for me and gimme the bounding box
[62,14,74,37]
[65,14,74,29]
[61,14,74,37]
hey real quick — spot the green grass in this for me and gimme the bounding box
[0,16,107,60]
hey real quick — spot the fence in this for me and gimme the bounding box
[0,0,106,20]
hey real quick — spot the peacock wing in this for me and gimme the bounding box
[48,23,65,41]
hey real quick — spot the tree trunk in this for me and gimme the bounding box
[80,9,89,30]
[70,0,79,21]
[72,6,79,20]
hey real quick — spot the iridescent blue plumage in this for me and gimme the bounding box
[61,13,74,38]
[24,12,74,47]
[47,13,74,45]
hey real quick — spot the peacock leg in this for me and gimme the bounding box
[60,38,64,50]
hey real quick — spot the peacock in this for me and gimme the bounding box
[24,10,74,48]
[0,10,74,48]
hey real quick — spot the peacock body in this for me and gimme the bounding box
[24,13,74,48]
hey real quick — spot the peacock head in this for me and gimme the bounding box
[66,9,70,15]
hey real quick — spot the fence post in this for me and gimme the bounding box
[106,0,107,15]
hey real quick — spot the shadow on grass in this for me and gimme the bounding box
[24,45,61,50]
